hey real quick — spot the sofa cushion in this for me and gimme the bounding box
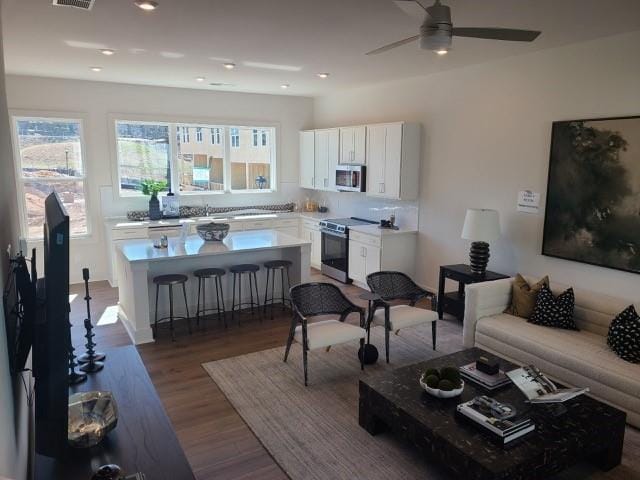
[529,285,578,330]
[372,305,438,331]
[504,274,549,319]
[476,313,640,398]
[607,305,640,364]
[294,320,366,350]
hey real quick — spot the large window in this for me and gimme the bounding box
[115,120,275,195]
[116,122,171,195]
[13,117,89,239]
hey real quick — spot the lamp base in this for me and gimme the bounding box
[469,241,490,276]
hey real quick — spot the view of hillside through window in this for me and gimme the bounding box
[15,118,88,239]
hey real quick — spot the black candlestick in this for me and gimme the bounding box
[78,267,106,364]
[79,318,104,373]
[68,319,87,384]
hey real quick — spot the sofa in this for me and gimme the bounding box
[463,276,640,427]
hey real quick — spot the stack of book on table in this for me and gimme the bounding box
[457,395,535,446]
[459,362,511,390]
[506,365,589,403]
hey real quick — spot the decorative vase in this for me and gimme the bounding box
[148,195,162,220]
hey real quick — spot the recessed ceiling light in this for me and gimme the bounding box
[435,49,448,56]
[195,77,205,82]
[134,1,158,11]
[317,73,329,79]
[100,49,115,56]
[280,84,290,89]
[90,66,102,72]
[223,63,236,70]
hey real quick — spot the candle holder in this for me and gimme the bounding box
[77,268,105,373]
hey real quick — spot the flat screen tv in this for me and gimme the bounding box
[34,191,71,458]
[542,115,640,274]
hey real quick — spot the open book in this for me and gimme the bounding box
[506,365,589,403]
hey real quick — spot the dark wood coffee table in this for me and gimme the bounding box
[359,348,626,480]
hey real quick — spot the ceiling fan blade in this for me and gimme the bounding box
[452,27,541,42]
[365,35,420,55]
[393,0,427,19]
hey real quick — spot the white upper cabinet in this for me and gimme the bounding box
[339,126,366,164]
[314,129,339,191]
[365,122,420,200]
[299,130,315,189]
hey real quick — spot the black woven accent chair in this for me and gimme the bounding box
[284,283,367,386]
[366,271,438,363]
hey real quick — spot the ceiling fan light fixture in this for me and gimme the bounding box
[223,62,236,70]
[135,1,158,11]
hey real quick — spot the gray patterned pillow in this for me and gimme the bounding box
[607,305,640,364]
[528,285,578,330]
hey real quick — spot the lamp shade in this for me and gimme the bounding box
[461,209,500,242]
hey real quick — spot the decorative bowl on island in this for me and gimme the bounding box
[68,391,119,448]
[419,366,464,398]
[197,222,230,241]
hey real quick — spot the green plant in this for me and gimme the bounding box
[437,379,454,391]
[140,179,167,198]
[423,368,440,378]
[425,374,440,389]
[440,366,461,385]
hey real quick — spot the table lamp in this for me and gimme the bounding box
[461,209,500,276]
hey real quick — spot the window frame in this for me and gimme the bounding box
[11,113,92,241]
[110,114,278,198]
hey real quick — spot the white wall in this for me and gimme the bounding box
[314,31,640,300]
[0,4,29,478]
[5,76,314,283]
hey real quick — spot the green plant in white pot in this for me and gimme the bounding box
[140,179,167,220]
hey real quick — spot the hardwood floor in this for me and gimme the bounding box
[69,270,375,480]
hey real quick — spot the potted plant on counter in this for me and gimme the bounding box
[140,179,168,220]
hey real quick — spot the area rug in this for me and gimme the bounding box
[202,321,640,480]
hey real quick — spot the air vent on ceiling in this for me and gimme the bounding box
[209,82,235,87]
[52,0,95,10]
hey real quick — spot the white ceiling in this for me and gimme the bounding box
[2,0,640,97]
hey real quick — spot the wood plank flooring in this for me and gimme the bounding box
[69,271,370,480]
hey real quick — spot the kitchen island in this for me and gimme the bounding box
[115,229,311,344]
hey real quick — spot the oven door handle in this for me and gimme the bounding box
[320,228,348,239]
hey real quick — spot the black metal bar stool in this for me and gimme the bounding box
[153,274,191,341]
[194,268,226,330]
[230,264,261,325]
[263,260,292,319]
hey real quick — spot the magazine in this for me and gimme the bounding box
[459,362,511,390]
[506,365,589,403]
[457,396,535,445]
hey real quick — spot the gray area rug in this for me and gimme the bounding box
[203,320,640,480]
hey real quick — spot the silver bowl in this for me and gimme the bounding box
[197,222,230,241]
[68,391,118,448]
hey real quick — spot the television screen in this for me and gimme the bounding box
[34,191,71,458]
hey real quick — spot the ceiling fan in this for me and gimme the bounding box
[366,0,541,56]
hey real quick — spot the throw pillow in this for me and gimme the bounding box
[504,274,550,319]
[607,305,640,364]
[528,284,578,330]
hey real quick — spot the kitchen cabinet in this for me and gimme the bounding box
[314,129,339,191]
[339,126,366,164]
[299,130,315,189]
[301,218,322,268]
[366,122,420,200]
[348,229,417,288]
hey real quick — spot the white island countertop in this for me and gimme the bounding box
[118,229,311,263]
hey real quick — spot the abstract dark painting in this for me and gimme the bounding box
[543,116,640,274]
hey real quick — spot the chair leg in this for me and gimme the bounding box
[280,269,286,312]
[432,321,437,350]
[182,283,191,334]
[302,321,309,386]
[153,284,160,339]
[285,266,291,308]
[218,276,227,329]
[253,272,261,322]
[270,269,276,319]
[248,273,255,317]
[283,314,297,362]
[385,325,390,364]
[169,285,175,342]
[231,273,237,325]
[196,276,201,326]
[263,268,270,316]
[359,338,365,371]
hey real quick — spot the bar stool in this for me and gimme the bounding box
[263,260,292,319]
[194,268,226,330]
[153,274,191,341]
[230,264,261,325]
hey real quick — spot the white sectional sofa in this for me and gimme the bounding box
[463,276,640,427]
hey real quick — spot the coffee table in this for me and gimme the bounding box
[359,348,626,479]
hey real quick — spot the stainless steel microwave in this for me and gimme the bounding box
[335,164,366,192]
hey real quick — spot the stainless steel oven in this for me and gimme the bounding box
[320,228,350,283]
[335,164,366,192]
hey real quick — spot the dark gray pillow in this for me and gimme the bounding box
[607,305,640,364]
[528,284,578,330]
